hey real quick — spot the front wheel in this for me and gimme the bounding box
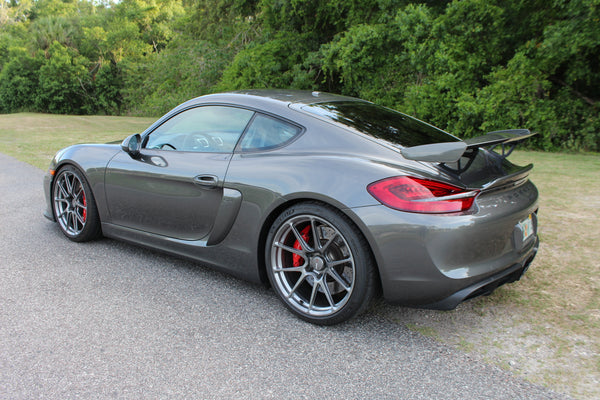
[52,165,102,242]
[266,203,377,325]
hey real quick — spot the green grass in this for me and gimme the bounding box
[405,323,440,339]
[0,113,156,170]
[1,113,599,398]
[450,150,599,399]
[507,151,599,332]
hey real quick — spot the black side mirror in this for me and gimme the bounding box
[121,134,141,159]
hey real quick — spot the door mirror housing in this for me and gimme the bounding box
[121,134,141,159]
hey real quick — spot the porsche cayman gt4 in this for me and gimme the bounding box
[44,90,539,325]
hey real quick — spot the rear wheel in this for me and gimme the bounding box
[266,203,377,325]
[52,165,101,242]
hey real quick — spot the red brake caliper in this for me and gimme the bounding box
[81,191,87,222]
[292,226,311,267]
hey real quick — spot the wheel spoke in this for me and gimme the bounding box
[64,174,74,195]
[320,232,338,253]
[68,212,76,231]
[308,279,319,312]
[287,273,307,299]
[327,257,352,268]
[75,211,86,225]
[273,265,304,273]
[290,223,313,252]
[320,279,336,309]
[310,217,321,249]
[56,180,69,198]
[75,212,83,231]
[327,268,351,292]
[274,241,305,257]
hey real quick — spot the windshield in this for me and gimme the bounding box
[302,101,460,147]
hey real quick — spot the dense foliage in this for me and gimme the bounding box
[0,0,598,151]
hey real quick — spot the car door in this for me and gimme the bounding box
[104,105,254,240]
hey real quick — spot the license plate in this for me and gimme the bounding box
[519,214,534,241]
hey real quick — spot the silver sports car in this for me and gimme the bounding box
[44,90,539,325]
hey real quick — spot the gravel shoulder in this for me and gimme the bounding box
[377,299,598,399]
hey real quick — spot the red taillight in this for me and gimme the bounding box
[367,176,478,214]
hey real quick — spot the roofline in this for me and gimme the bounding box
[203,89,364,107]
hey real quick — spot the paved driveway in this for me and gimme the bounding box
[0,153,568,399]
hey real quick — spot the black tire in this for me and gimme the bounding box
[52,165,102,242]
[265,202,377,325]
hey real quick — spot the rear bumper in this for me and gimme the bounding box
[423,236,538,310]
[349,180,540,308]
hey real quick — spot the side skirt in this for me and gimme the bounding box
[101,222,262,284]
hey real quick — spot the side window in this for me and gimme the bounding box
[239,114,301,151]
[145,106,254,153]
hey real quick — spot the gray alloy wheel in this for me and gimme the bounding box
[266,203,377,325]
[52,166,101,242]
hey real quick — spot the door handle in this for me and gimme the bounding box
[193,174,219,188]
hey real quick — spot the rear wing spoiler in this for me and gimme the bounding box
[464,129,536,158]
[401,129,536,163]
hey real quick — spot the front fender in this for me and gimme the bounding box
[44,144,122,223]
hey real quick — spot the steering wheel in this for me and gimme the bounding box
[159,143,177,150]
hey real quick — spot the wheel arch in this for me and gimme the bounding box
[256,197,383,295]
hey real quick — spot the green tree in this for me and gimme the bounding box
[95,61,124,114]
[0,47,42,112]
[476,0,600,151]
[36,41,93,114]
[218,31,318,91]
[113,0,185,52]
[124,38,234,115]
[31,15,78,52]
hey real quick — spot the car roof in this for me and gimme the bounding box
[231,89,360,105]
[185,89,365,109]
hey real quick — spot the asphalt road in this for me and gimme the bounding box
[0,152,569,400]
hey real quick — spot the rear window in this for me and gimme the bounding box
[302,101,459,147]
[239,114,302,151]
